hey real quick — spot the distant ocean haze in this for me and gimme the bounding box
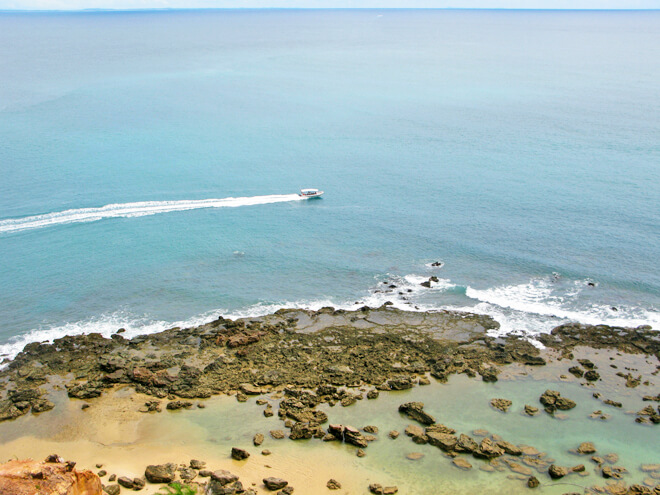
[0,9,658,360]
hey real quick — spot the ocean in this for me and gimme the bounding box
[1,9,659,361]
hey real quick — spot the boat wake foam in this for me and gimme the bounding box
[0,194,304,234]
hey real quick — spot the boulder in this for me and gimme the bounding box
[117,476,135,489]
[144,463,176,483]
[473,438,504,459]
[190,459,206,470]
[455,434,478,453]
[577,442,597,455]
[103,485,120,495]
[231,447,250,460]
[497,441,522,456]
[555,397,576,410]
[404,424,427,444]
[343,426,368,448]
[263,477,288,490]
[398,402,436,425]
[211,470,239,486]
[387,376,413,390]
[253,433,264,446]
[584,370,600,381]
[0,459,102,495]
[524,405,539,416]
[548,465,568,479]
[427,431,457,452]
[527,476,540,488]
[490,398,512,412]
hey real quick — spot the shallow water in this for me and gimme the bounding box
[0,354,657,494]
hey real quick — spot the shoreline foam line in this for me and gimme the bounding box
[0,194,304,234]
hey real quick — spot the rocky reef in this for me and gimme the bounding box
[0,306,658,426]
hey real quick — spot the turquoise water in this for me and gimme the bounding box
[1,10,659,358]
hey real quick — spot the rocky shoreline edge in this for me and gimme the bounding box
[0,306,658,494]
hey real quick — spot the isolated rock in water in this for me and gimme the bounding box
[585,370,600,381]
[398,402,436,425]
[524,405,539,416]
[527,476,540,488]
[263,477,288,490]
[144,463,176,483]
[577,442,597,455]
[490,398,512,412]
[548,465,568,479]
[0,458,103,495]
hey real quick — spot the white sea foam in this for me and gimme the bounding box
[1,273,657,366]
[462,278,660,337]
[0,310,222,365]
[0,194,304,234]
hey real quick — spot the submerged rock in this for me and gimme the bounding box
[398,402,436,425]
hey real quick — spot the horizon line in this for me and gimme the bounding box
[2,6,659,12]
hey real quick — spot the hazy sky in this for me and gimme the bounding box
[1,0,659,9]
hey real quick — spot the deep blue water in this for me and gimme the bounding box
[1,9,659,359]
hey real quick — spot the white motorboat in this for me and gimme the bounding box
[299,188,324,199]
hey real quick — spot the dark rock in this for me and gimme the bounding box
[473,438,505,459]
[527,476,539,488]
[231,447,250,460]
[387,376,413,390]
[190,459,206,470]
[117,476,135,489]
[404,424,427,444]
[576,442,596,454]
[584,370,600,381]
[398,402,436,425]
[132,477,145,490]
[490,398,512,412]
[427,431,457,452]
[144,463,176,483]
[548,465,568,479]
[568,366,584,377]
[253,433,264,446]
[166,400,193,410]
[263,477,288,490]
[455,434,478,453]
[524,405,539,416]
[211,470,239,485]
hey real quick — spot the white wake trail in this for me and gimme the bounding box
[0,194,304,234]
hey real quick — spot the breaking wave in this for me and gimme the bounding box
[1,272,657,366]
[0,194,304,234]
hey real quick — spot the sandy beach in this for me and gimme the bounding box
[0,307,658,494]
